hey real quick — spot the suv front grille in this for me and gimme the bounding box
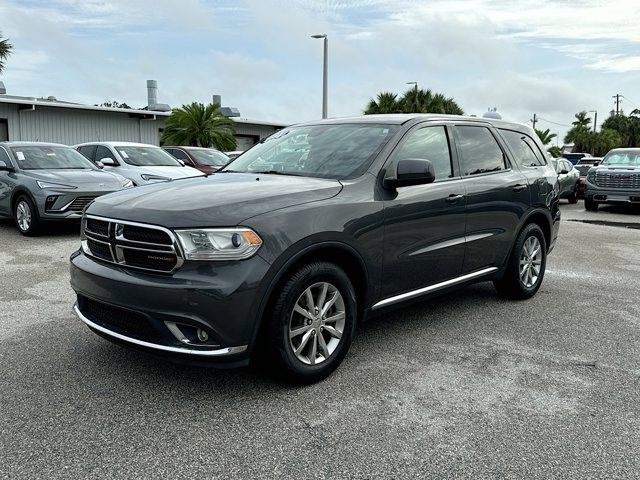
[595,172,640,189]
[78,295,162,341]
[83,215,183,273]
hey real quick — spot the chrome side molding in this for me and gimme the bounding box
[371,267,498,310]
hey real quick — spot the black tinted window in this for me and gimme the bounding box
[166,148,189,161]
[500,130,546,167]
[393,126,452,181]
[96,146,117,164]
[78,145,96,161]
[455,126,505,176]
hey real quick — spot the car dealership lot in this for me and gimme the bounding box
[1,206,639,479]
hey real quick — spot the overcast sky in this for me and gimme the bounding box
[2,0,640,140]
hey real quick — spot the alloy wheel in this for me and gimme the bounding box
[519,236,542,288]
[288,282,346,366]
[16,201,32,232]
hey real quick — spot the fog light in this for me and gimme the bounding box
[197,328,209,342]
[45,195,58,211]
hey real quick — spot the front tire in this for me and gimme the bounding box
[14,195,41,236]
[264,262,357,384]
[494,223,546,300]
[585,197,598,211]
[568,191,578,204]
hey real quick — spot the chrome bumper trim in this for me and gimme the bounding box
[73,304,248,357]
[371,266,498,310]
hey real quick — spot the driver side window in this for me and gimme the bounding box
[392,126,453,181]
[96,146,118,165]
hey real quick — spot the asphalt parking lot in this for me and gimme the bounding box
[1,202,639,479]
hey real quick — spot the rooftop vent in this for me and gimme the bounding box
[482,107,502,120]
[146,80,171,112]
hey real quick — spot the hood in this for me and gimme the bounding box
[86,173,343,227]
[25,169,124,188]
[134,165,205,179]
[593,164,640,173]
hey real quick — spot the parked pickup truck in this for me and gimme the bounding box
[584,148,640,211]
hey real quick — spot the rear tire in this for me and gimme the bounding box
[585,198,598,211]
[568,192,578,204]
[264,262,357,384]
[14,195,41,236]
[494,223,546,300]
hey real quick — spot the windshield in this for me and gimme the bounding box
[188,148,229,166]
[223,124,399,180]
[10,146,96,170]
[115,146,182,167]
[602,151,640,166]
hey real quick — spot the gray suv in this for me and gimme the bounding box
[70,115,560,383]
[0,142,133,235]
[584,148,640,210]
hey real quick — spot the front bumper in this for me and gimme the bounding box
[36,188,119,220]
[585,182,640,204]
[70,249,272,366]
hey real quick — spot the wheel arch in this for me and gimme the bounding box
[248,241,370,354]
[10,188,37,216]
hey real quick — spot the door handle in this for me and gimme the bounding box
[445,194,465,204]
[512,184,528,192]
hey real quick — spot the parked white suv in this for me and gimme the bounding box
[75,142,204,186]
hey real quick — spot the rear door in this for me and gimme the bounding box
[498,128,551,202]
[453,124,530,273]
[381,123,467,297]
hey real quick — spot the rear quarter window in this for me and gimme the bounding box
[499,129,547,168]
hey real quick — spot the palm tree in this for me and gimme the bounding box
[161,102,236,150]
[364,87,463,115]
[535,128,557,146]
[0,31,12,75]
[572,111,592,129]
[364,92,401,114]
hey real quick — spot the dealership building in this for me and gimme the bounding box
[0,80,287,151]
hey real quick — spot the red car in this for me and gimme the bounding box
[574,157,602,197]
[163,146,230,174]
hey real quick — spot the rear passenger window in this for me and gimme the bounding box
[392,126,453,181]
[455,126,506,176]
[500,130,546,167]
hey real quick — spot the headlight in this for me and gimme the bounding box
[141,174,171,183]
[37,180,77,189]
[121,178,134,188]
[175,228,263,260]
[587,171,596,183]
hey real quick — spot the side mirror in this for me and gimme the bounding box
[95,160,104,169]
[384,158,436,189]
[177,159,185,166]
[559,168,569,175]
[100,157,117,166]
[0,160,14,172]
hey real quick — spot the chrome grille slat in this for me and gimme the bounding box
[595,172,640,189]
[82,215,183,274]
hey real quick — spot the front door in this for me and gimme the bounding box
[452,124,530,273]
[382,124,467,298]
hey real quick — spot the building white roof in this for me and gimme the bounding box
[0,95,289,128]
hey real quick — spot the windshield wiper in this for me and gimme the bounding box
[252,170,302,176]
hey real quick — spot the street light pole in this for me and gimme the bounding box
[311,34,328,119]
[588,110,598,132]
